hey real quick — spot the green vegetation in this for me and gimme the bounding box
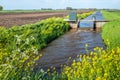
[65,12,94,20]
[77,12,94,19]
[0,17,70,52]
[0,10,65,13]
[102,11,120,49]
[39,46,120,80]
[0,5,3,11]
[61,47,120,80]
[0,17,70,79]
[102,11,120,20]
[2,11,119,80]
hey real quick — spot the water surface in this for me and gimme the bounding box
[80,11,105,28]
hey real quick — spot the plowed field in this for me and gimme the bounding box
[0,12,66,28]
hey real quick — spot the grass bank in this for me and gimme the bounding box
[0,10,66,13]
[102,11,120,49]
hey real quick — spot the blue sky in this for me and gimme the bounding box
[0,0,120,10]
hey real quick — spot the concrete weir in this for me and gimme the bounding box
[95,20,108,28]
[65,20,108,30]
[64,11,109,30]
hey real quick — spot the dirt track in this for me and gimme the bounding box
[0,12,66,28]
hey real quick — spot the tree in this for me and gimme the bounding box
[66,7,72,10]
[0,5,3,11]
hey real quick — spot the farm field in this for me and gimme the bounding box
[0,10,92,28]
[0,12,66,28]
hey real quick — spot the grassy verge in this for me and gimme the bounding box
[102,11,120,49]
[45,11,120,80]
[0,10,66,13]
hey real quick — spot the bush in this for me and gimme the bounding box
[0,17,70,53]
[0,5,3,11]
[77,12,94,19]
[64,12,94,20]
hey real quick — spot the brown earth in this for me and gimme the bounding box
[0,10,92,28]
[0,12,67,28]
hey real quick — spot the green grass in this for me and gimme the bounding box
[102,11,120,49]
[0,10,66,13]
[102,11,120,20]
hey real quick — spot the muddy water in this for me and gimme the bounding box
[36,11,105,71]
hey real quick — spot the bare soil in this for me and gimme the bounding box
[0,12,66,28]
[0,10,93,28]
